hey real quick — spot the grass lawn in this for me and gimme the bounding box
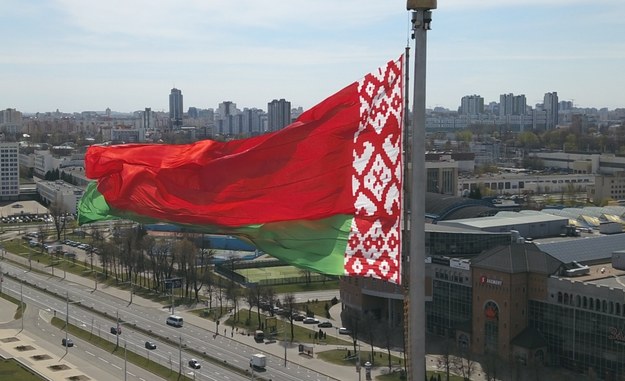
[317,348,403,369]
[0,359,45,381]
[190,308,352,346]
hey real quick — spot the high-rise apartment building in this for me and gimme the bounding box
[543,91,559,130]
[499,93,527,116]
[169,88,183,129]
[241,108,264,136]
[217,101,237,119]
[141,107,155,132]
[267,99,291,132]
[460,95,484,116]
[0,108,23,134]
[0,142,20,200]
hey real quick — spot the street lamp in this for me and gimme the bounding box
[124,339,127,381]
[178,336,182,376]
[65,292,82,355]
[115,309,121,349]
[20,277,24,332]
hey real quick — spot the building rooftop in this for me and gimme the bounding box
[538,233,625,264]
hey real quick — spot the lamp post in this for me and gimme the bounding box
[65,291,69,355]
[124,339,127,381]
[178,336,182,376]
[357,342,362,381]
[20,278,24,332]
[116,309,120,349]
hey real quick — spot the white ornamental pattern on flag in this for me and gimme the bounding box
[345,56,403,284]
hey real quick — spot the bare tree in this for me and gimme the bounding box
[482,350,503,381]
[244,286,258,321]
[452,347,476,381]
[436,338,453,381]
[377,317,403,373]
[225,281,240,322]
[48,202,68,242]
[340,307,360,355]
[282,293,296,342]
[360,311,378,365]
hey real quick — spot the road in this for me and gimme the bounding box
[0,259,344,381]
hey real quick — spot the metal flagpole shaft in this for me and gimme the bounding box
[407,1,435,379]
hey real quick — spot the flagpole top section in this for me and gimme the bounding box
[406,0,437,10]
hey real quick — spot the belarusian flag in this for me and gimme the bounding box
[78,56,404,283]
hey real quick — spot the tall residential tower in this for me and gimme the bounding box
[169,88,183,129]
[267,99,291,132]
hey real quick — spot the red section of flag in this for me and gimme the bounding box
[86,82,361,227]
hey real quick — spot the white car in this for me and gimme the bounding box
[338,327,352,335]
[303,317,319,324]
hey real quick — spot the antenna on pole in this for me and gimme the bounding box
[406,1,436,380]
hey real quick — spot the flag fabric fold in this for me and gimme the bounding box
[79,55,404,283]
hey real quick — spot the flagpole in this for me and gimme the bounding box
[407,1,436,380]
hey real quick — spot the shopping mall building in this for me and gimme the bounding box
[340,194,625,380]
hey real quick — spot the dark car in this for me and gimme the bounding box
[145,341,157,350]
[317,321,333,328]
[293,314,305,321]
[110,326,121,335]
[62,338,74,347]
[188,359,201,369]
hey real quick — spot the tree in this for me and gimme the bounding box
[360,312,378,365]
[48,202,68,242]
[282,293,297,342]
[340,308,360,355]
[468,187,482,200]
[452,346,476,381]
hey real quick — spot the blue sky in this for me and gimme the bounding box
[1,0,624,113]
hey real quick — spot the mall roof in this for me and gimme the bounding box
[437,211,567,230]
[472,243,562,274]
[538,233,625,264]
[425,193,498,222]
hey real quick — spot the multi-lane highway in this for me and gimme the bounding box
[0,259,341,381]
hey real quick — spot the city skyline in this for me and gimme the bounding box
[2,0,624,113]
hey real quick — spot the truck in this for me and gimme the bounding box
[250,354,266,370]
[253,330,265,342]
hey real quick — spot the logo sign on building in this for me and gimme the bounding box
[480,275,503,286]
[165,278,182,290]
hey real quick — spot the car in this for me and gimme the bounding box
[110,326,121,335]
[293,314,305,321]
[317,321,333,328]
[338,327,352,335]
[62,338,74,347]
[188,359,201,369]
[145,341,157,350]
[303,317,319,324]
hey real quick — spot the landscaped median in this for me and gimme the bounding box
[50,316,271,381]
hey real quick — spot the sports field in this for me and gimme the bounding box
[235,266,304,282]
